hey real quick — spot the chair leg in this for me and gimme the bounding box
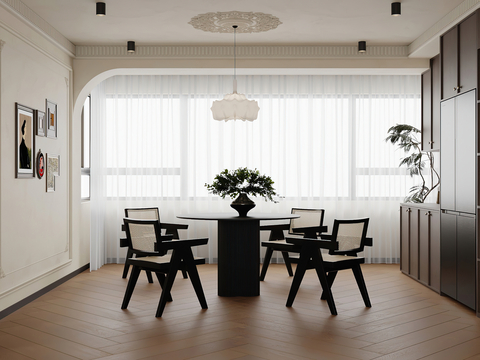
[352,264,371,308]
[154,272,173,302]
[281,251,294,276]
[320,271,337,300]
[181,269,188,279]
[146,271,154,283]
[122,248,133,278]
[182,249,208,310]
[156,250,182,317]
[286,248,310,307]
[311,251,337,315]
[260,247,274,281]
[121,265,141,309]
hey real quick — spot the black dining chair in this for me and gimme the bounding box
[120,207,188,281]
[121,218,208,317]
[285,218,372,315]
[259,208,326,280]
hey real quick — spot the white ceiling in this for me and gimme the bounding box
[18,0,468,48]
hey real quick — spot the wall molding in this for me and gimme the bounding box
[0,263,89,319]
[0,0,75,55]
[75,44,409,59]
[0,260,72,300]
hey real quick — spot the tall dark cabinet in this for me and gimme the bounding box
[422,55,440,151]
[439,11,479,313]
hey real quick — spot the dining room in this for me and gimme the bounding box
[2,0,480,358]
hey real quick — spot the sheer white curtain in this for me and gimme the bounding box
[90,74,420,270]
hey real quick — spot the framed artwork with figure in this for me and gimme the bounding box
[46,99,57,139]
[15,103,35,178]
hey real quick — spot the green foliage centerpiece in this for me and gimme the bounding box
[385,124,440,203]
[205,167,279,216]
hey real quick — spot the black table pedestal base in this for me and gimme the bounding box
[218,219,260,296]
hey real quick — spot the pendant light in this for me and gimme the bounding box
[211,25,260,122]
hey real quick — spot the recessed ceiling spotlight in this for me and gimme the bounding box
[127,41,135,53]
[96,2,106,16]
[391,2,401,16]
[358,41,366,53]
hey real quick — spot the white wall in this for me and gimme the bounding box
[0,8,88,312]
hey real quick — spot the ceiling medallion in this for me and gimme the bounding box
[189,11,282,33]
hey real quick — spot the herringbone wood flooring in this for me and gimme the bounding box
[1,264,480,359]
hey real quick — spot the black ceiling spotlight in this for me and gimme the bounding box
[391,2,401,16]
[96,2,106,16]
[358,41,366,53]
[127,41,136,53]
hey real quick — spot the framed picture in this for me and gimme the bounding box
[46,99,57,139]
[36,150,44,179]
[36,110,46,137]
[15,103,35,178]
[46,153,60,192]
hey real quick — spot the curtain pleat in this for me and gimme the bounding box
[90,74,421,268]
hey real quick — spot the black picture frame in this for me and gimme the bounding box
[15,103,35,178]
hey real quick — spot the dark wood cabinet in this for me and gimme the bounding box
[441,211,476,310]
[441,13,478,100]
[400,204,441,293]
[422,55,440,151]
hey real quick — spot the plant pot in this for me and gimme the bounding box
[230,193,256,217]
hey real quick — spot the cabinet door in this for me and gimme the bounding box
[431,55,441,150]
[440,98,455,210]
[410,209,419,279]
[419,210,430,284]
[456,214,476,310]
[441,212,457,298]
[400,206,410,273]
[441,26,458,100]
[421,69,432,151]
[429,211,441,292]
[458,14,477,95]
[455,91,476,214]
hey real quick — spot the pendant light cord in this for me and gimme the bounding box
[233,25,237,81]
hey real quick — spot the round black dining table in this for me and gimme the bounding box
[177,212,300,296]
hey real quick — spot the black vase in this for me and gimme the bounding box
[230,193,256,217]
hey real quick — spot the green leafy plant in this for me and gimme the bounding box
[385,124,440,203]
[205,167,279,202]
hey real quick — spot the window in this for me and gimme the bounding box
[81,95,91,200]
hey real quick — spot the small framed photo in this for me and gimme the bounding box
[36,150,44,179]
[15,103,35,178]
[46,153,60,192]
[46,99,57,139]
[36,110,46,137]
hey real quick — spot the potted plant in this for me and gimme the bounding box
[205,167,279,216]
[385,124,440,203]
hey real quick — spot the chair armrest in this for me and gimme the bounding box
[291,225,328,238]
[259,224,289,231]
[365,237,373,247]
[319,234,333,240]
[285,237,338,251]
[161,222,188,230]
[120,238,128,247]
[155,238,208,251]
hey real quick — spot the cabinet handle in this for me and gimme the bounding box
[454,86,458,91]
[430,141,434,144]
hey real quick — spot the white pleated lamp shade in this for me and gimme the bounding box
[211,92,260,121]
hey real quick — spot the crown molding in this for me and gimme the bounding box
[409,0,480,56]
[75,44,409,59]
[0,0,75,56]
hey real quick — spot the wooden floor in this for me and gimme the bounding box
[1,264,480,359]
